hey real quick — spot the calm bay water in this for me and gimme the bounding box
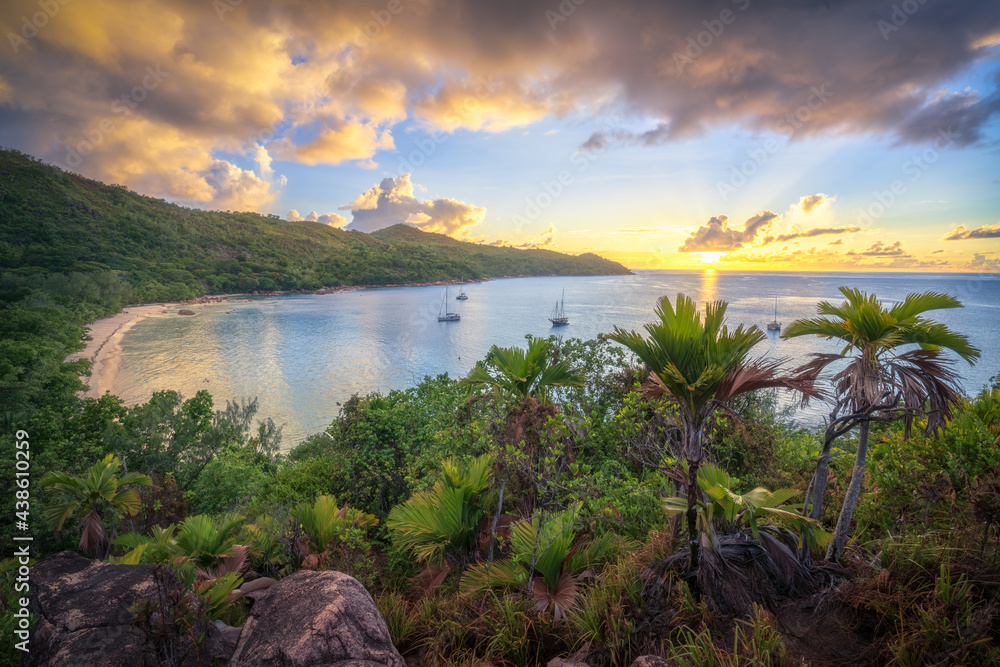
[112,270,1000,447]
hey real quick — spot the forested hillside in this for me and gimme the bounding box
[0,149,629,301]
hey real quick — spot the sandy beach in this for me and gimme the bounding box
[68,303,176,398]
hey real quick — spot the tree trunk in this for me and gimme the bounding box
[808,433,836,520]
[686,460,701,573]
[826,420,870,562]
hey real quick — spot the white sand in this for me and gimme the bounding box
[68,303,176,398]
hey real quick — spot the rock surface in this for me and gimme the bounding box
[547,659,590,667]
[630,657,675,667]
[25,551,235,666]
[230,570,405,667]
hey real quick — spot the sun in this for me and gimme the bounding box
[698,252,724,264]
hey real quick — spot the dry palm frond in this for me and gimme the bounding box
[196,544,249,582]
[79,510,106,556]
[531,570,579,620]
[415,562,452,596]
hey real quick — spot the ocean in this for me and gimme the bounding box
[110,270,1000,446]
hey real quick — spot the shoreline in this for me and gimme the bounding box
[69,303,177,398]
[66,274,628,400]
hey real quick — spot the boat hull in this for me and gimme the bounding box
[549,318,569,326]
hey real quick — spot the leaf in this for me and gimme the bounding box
[459,559,526,596]
[414,562,452,596]
[78,510,105,556]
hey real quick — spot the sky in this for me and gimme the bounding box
[1,0,999,271]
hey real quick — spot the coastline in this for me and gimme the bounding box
[65,274,629,401]
[69,303,177,399]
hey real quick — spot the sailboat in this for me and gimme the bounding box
[549,289,569,326]
[438,286,461,321]
[767,297,781,332]
[456,279,468,300]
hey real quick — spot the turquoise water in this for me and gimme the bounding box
[112,270,1000,446]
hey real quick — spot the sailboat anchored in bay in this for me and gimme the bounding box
[438,286,461,322]
[767,297,781,332]
[549,289,569,326]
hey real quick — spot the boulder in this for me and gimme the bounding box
[25,551,235,666]
[239,576,277,596]
[230,570,405,667]
[177,309,196,315]
[548,659,589,667]
[630,657,674,667]
[214,619,244,645]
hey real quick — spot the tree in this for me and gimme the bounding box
[609,294,819,576]
[386,454,493,568]
[462,337,586,405]
[41,454,151,558]
[783,287,980,562]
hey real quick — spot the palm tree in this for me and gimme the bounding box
[462,337,586,405]
[460,504,618,620]
[463,338,586,517]
[783,287,980,562]
[41,454,151,558]
[387,455,493,568]
[609,294,820,575]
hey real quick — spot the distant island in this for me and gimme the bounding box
[0,149,631,303]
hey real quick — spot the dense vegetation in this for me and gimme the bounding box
[0,148,628,301]
[1,149,997,665]
[4,280,999,665]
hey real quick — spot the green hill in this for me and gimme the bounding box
[0,149,630,301]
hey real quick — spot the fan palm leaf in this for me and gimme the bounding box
[462,337,585,404]
[387,454,493,566]
[40,454,151,558]
[611,294,821,575]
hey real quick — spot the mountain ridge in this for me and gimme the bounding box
[0,149,631,302]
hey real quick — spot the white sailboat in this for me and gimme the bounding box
[438,286,460,321]
[767,297,781,332]
[549,289,569,326]
[456,279,468,300]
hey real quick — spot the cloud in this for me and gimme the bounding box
[828,239,844,246]
[516,225,556,249]
[343,174,486,236]
[796,194,833,214]
[678,211,778,252]
[943,222,1000,240]
[966,253,1000,271]
[274,118,395,166]
[1,0,999,213]
[286,209,348,227]
[764,226,862,244]
[847,240,909,257]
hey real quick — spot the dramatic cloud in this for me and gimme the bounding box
[1,0,998,214]
[343,174,486,236]
[943,222,1000,240]
[678,212,777,252]
[275,119,395,167]
[286,209,348,227]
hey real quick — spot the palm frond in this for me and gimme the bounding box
[459,559,526,596]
